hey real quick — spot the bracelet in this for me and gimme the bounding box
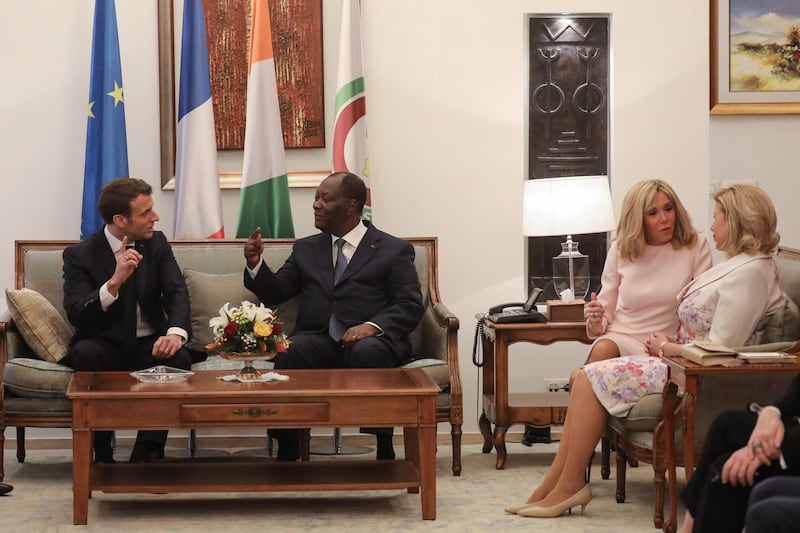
[658,340,669,358]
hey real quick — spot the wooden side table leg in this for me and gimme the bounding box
[478,412,493,453]
[493,425,509,469]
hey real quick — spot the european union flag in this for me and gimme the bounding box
[81,0,129,239]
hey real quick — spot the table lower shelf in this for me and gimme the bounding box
[91,460,421,494]
[483,392,569,426]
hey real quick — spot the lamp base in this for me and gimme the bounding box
[546,299,586,322]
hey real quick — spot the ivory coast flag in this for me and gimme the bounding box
[334,0,372,220]
[174,0,224,239]
[236,0,294,238]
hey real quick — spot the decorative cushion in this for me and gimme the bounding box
[2,357,73,399]
[183,269,258,352]
[401,358,450,390]
[759,294,800,344]
[5,288,73,363]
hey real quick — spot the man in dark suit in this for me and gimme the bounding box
[243,172,424,461]
[61,177,193,463]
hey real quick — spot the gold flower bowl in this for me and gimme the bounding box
[219,352,277,382]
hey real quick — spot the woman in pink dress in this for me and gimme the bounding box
[507,184,784,519]
[582,179,712,364]
[524,180,711,445]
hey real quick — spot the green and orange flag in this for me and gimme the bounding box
[236,0,294,238]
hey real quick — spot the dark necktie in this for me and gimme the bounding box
[333,238,348,283]
[122,269,138,354]
[328,239,348,341]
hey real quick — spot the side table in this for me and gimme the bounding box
[477,319,590,469]
[661,355,800,533]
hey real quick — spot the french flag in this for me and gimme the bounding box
[173,0,224,239]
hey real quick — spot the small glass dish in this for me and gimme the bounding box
[130,365,194,383]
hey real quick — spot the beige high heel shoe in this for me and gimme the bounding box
[517,484,592,518]
[504,500,541,514]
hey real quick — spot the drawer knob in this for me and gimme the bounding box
[231,407,279,417]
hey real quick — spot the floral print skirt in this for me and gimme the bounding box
[582,355,667,417]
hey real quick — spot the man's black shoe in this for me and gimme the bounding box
[376,435,395,460]
[129,442,165,463]
[0,482,13,496]
[93,431,115,463]
[521,424,551,447]
[273,429,301,462]
[93,446,116,464]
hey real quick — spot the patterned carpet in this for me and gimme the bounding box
[2,441,684,532]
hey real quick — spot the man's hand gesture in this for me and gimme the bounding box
[244,227,264,269]
[108,236,142,297]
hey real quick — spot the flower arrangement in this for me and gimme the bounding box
[205,301,290,356]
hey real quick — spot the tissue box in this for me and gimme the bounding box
[546,300,586,322]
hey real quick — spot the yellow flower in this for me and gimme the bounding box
[253,321,272,338]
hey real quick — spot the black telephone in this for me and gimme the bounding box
[486,287,547,323]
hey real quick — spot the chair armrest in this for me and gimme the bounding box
[732,341,800,354]
[429,301,462,406]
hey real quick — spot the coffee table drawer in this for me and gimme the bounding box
[181,402,329,423]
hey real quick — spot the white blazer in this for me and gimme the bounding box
[678,252,783,347]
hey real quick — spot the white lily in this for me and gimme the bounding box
[239,300,274,323]
[208,302,232,333]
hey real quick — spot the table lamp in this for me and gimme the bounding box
[523,175,615,302]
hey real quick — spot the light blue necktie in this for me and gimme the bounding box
[329,239,348,341]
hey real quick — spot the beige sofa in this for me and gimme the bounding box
[0,238,462,479]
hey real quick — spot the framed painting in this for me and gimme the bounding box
[157,0,328,188]
[711,0,800,114]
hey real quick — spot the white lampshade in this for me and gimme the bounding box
[522,175,615,237]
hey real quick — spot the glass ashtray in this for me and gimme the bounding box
[130,365,194,383]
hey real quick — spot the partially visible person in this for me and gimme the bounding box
[523,180,712,447]
[243,172,424,461]
[744,476,800,533]
[506,184,784,518]
[680,374,800,533]
[0,482,12,495]
[61,178,193,464]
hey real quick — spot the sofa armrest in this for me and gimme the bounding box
[1,312,11,408]
[0,311,10,368]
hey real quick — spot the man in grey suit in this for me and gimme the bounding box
[61,178,193,464]
[243,172,424,461]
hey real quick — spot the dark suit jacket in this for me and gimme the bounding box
[62,229,191,347]
[772,374,800,468]
[244,224,424,360]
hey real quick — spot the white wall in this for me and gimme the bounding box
[1,1,798,442]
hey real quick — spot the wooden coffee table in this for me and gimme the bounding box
[66,368,438,525]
